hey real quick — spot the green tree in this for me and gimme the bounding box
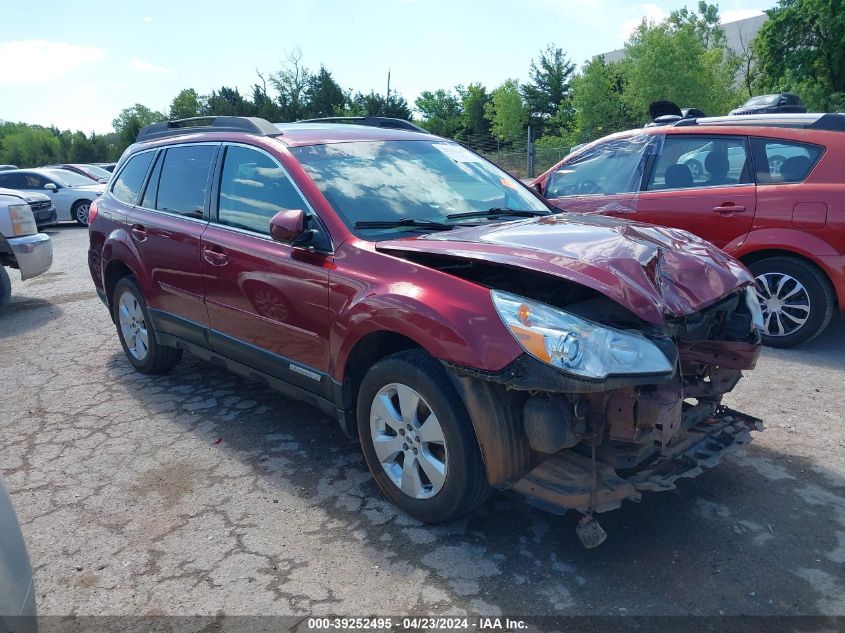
[169,88,205,119]
[415,89,463,137]
[270,49,311,121]
[0,124,62,167]
[205,87,254,116]
[112,104,166,149]
[569,56,637,144]
[754,0,845,110]
[458,83,491,139]
[252,71,284,121]
[522,45,576,135]
[344,91,413,119]
[484,79,527,142]
[623,2,740,120]
[304,66,346,118]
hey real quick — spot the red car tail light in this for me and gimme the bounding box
[87,198,99,224]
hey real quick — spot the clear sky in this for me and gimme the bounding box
[0,0,766,133]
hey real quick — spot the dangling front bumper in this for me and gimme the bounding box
[511,406,763,515]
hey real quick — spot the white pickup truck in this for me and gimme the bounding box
[0,189,53,309]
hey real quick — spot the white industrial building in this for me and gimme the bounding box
[600,13,768,63]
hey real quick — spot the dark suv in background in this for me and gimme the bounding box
[729,93,807,116]
[88,116,763,545]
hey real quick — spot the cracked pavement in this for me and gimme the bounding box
[1,226,844,618]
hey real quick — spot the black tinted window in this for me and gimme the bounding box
[155,145,216,217]
[750,138,823,184]
[112,152,154,205]
[218,145,308,234]
[0,173,24,188]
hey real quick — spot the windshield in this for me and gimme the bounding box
[546,134,651,199]
[76,164,112,180]
[44,169,96,187]
[290,140,549,235]
[743,94,779,107]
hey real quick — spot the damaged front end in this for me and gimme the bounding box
[446,285,763,546]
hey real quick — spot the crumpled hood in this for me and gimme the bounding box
[376,213,754,325]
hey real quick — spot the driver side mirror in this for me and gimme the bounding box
[44,183,57,192]
[532,181,544,196]
[269,209,306,243]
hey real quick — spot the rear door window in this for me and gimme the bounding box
[111,152,155,205]
[749,138,823,184]
[153,145,216,218]
[645,135,751,190]
[217,145,309,235]
[0,173,27,188]
[545,135,651,197]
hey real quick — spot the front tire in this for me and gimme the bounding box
[357,349,490,523]
[0,266,11,310]
[72,200,91,226]
[112,276,182,373]
[749,257,835,348]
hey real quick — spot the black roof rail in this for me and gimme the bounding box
[296,116,427,133]
[136,116,281,143]
[672,112,845,131]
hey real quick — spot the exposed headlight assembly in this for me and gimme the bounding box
[491,290,674,379]
[8,204,36,236]
[745,285,765,332]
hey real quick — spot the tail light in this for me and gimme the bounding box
[88,198,99,224]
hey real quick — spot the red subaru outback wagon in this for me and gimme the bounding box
[88,116,763,544]
[532,113,845,348]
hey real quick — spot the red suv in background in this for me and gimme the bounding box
[532,113,845,347]
[88,116,763,544]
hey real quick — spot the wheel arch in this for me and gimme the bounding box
[737,248,837,308]
[337,330,425,437]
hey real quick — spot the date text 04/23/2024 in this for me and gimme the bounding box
[306,617,528,630]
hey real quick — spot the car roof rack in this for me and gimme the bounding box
[296,116,427,133]
[136,116,281,143]
[673,112,845,131]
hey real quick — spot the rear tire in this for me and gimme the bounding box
[72,200,91,226]
[357,349,490,523]
[0,266,11,310]
[112,276,182,373]
[749,257,834,348]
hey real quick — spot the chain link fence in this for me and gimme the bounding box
[459,129,570,180]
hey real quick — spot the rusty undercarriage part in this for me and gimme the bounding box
[511,406,763,516]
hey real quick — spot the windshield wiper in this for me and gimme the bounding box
[354,218,455,231]
[446,208,549,221]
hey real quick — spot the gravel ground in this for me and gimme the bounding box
[1,225,844,619]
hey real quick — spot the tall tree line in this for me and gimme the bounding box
[2,0,842,167]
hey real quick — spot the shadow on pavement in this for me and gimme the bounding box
[105,349,845,617]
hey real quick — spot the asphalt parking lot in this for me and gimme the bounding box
[1,226,844,619]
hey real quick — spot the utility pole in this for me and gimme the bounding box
[386,69,391,104]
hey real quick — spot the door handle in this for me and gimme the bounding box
[712,204,746,214]
[202,244,229,266]
[130,224,148,241]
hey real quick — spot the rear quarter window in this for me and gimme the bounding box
[111,152,155,205]
[750,138,824,184]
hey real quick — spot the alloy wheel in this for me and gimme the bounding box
[118,292,149,360]
[75,202,90,224]
[369,383,448,499]
[755,272,811,338]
